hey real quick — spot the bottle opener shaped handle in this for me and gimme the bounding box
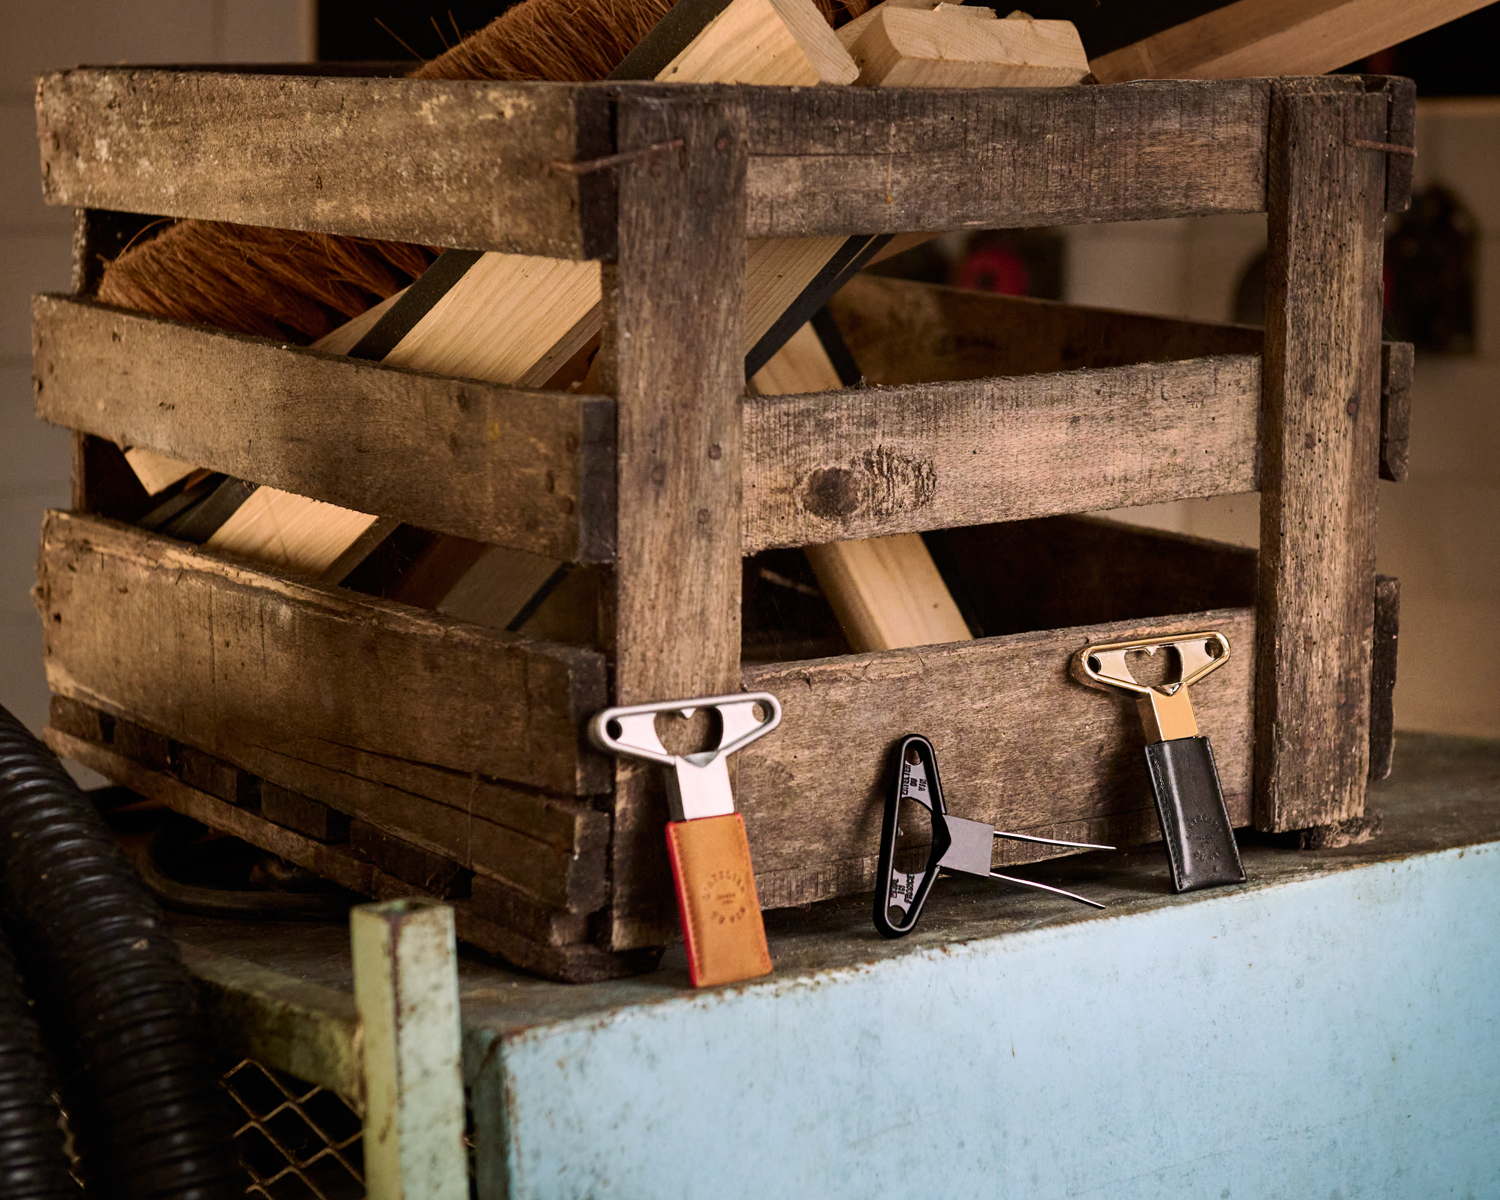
[1072,632,1246,893]
[590,693,781,986]
[875,734,1112,939]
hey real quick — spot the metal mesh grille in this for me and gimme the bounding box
[222,1058,365,1200]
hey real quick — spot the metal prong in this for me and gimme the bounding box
[989,871,1106,910]
[993,829,1115,852]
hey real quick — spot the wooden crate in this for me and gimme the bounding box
[31,69,1411,979]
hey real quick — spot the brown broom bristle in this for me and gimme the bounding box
[416,0,674,83]
[96,0,870,345]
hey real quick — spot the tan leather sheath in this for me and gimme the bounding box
[665,813,772,987]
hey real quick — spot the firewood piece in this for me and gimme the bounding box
[203,488,380,577]
[750,320,971,652]
[657,0,858,85]
[805,536,972,650]
[847,7,1088,88]
[1090,0,1494,85]
[124,448,198,496]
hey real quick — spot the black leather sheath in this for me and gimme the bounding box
[1143,736,1245,893]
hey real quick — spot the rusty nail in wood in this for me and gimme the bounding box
[547,138,686,176]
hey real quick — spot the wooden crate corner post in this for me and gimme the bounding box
[1255,80,1389,831]
[600,89,750,951]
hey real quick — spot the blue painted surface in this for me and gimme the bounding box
[485,844,1500,1199]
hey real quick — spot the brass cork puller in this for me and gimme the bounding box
[589,694,780,988]
[1072,633,1246,893]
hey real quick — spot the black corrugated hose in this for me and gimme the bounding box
[0,704,239,1199]
[0,922,77,1197]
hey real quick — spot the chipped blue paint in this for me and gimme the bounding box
[473,844,1500,1199]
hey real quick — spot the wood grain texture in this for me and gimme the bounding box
[826,277,1413,485]
[44,730,652,983]
[737,607,1257,909]
[36,511,610,802]
[1254,85,1386,830]
[36,71,614,259]
[743,355,1261,550]
[40,75,1276,246]
[848,9,1089,88]
[660,0,858,85]
[262,783,351,843]
[1369,75,1416,214]
[203,488,379,576]
[751,320,970,653]
[602,95,747,950]
[1368,574,1400,784]
[381,255,603,389]
[805,535,973,649]
[743,78,1274,237]
[42,582,608,909]
[1090,0,1492,85]
[33,296,616,563]
[1380,340,1413,485]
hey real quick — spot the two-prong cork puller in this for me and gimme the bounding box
[1073,634,1246,893]
[590,694,781,987]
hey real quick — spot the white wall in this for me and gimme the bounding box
[0,1,313,737]
[1072,99,1500,738]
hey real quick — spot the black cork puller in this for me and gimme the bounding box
[1073,633,1246,893]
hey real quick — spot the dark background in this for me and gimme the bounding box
[317,0,1500,93]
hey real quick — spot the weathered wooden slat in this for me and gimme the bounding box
[827,277,1413,485]
[1254,85,1385,830]
[603,95,748,951]
[37,511,610,802]
[44,730,654,983]
[36,70,614,260]
[56,688,606,913]
[738,607,1257,909]
[743,355,1261,551]
[1369,75,1416,214]
[40,295,1408,563]
[40,72,1275,248]
[742,78,1274,235]
[1368,574,1400,783]
[1380,340,1413,484]
[33,296,616,563]
[261,783,350,843]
